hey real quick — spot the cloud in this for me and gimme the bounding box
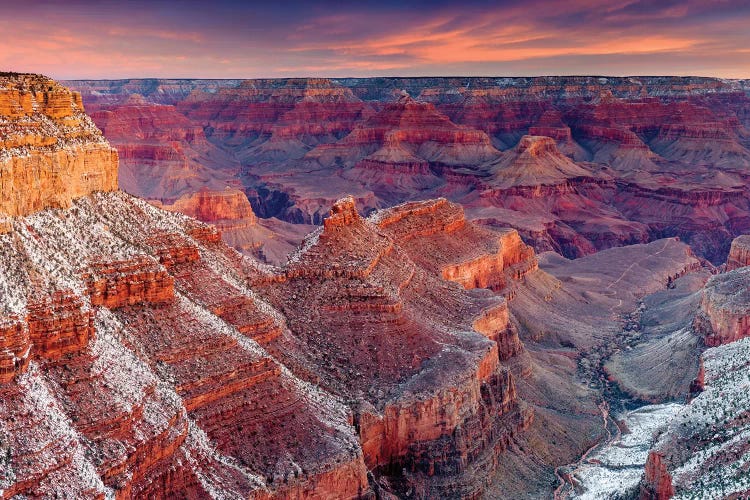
[0,0,747,78]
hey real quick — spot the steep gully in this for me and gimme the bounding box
[553,400,614,500]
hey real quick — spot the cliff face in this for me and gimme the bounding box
[256,196,533,497]
[0,190,371,499]
[372,197,537,292]
[163,188,258,228]
[640,451,675,500]
[0,76,550,499]
[0,190,536,498]
[67,76,750,264]
[0,74,118,217]
[640,337,750,498]
[694,266,750,346]
[727,234,750,270]
[0,77,369,498]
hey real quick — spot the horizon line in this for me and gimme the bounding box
[47,74,749,82]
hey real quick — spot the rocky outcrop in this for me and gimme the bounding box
[472,302,523,361]
[640,451,674,500]
[165,188,257,227]
[0,288,95,382]
[0,318,29,383]
[640,337,750,498]
[694,266,750,346]
[0,190,371,499]
[27,289,95,360]
[257,196,532,497]
[0,74,118,217]
[373,198,537,292]
[0,78,372,498]
[689,358,705,394]
[727,234,750,270]
[83,256,175,309]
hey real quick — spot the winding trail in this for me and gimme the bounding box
[605,239,671,291]
[606,239,672,319]
[553,239,679,498]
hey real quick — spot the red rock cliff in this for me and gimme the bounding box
[0,78,369,499]
[0,74,118,217]
[727,234,750,270]
[258,196,532,497]
[694,266,750,346]
[640,451,675,500]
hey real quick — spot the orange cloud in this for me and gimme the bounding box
[0,1,747,78]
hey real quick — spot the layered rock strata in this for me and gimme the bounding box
[0,74,118,216]
[255,196,534,498]
[694,266,750,346]
[0,76,551,499]
[0,192,370,499]
[67,76,750,264]
[726,234,750,270]
[640,337,750,498]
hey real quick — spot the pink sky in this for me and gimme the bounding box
[1,0,749,79]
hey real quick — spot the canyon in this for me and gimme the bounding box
[66,76,750,265]
[1,73,749,500]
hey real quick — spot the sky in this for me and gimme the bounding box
[1,0,749,79]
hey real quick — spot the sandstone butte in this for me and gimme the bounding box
[66,76,750,265]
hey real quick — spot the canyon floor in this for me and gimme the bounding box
[0,74,749,499]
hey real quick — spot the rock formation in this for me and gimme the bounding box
[640,451,675,500]
[254,195,535,497]
[0,188,535,497]
[0,75,549,499]
[0,190,370,498]
[488,135,595,189]
[0,74,118,216]
[165,188,257,226]
[159,188,259,249]
[727,234,750,270]
[640,337,750,498]
[694,266,750,346]
[67,76,750,264]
